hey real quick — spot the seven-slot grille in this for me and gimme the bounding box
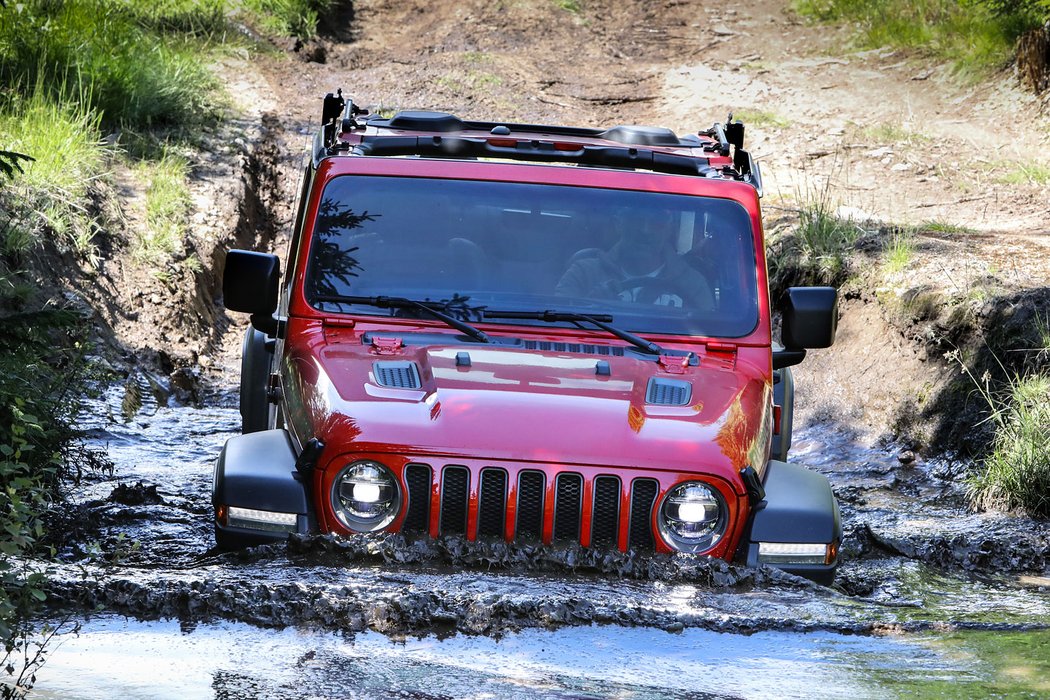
[400,461,660,551]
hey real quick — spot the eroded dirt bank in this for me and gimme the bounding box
[38,0,1050,695]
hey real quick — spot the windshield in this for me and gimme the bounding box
[305,175,760,337]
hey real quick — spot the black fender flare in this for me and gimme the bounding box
[212,429,309,548]
[741,460,841,585]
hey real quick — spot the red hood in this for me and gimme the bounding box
[285,326,772,489]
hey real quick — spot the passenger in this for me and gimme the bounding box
[555,212,714,310]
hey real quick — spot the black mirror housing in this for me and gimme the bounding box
[781,287,837,349]
[224,250,280,316]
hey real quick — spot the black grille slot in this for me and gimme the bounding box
[403,464,432,533]
[439,466,469,535]
[553,473,583,542]
[646,377,692,406]
[628,479,659,551]
[477,469,507,539]
[516,471,545,541]
[522,340,625,356]
[373,361,421,389]
[590,476,620,548]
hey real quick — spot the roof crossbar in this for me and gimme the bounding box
[351,135,715,177]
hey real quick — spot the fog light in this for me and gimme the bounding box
[226,506,298,533]
[757,542,831,565]
[331,460,400,532]
[657,482,727,553]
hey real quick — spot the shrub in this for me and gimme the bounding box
[0,310,93,696]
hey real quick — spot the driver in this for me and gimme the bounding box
[555,211,714,310]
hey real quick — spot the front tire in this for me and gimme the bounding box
[239,326,272,433]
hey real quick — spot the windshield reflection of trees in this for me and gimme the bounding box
[310,198,370,299]
[310,199,485,322]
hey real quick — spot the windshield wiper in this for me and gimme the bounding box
[484,309,664,356]
[315,294,492,344]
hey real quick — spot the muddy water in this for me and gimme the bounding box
[34,384,1050,697]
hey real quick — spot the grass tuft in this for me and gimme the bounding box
[883,227,914,274]
[921,219,977,235]
[0,87,106,257]
[134,151,192,264]
[242,0,332,39]
[995,161,1050,185]
[732,108,791,129]
[767,183,864,294]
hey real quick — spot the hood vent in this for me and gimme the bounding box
[522,341,626,356]
[374,361,422,389]
[645,377,692,406]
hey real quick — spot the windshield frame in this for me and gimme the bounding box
[296,166,766,341]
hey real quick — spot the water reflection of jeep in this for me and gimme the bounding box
[213,91,841,584]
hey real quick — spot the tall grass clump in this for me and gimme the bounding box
[0,0,221,129]
[965,371,1050,517]
[242,0,332,39]
[0,89,106,257]
[767,185,864,296]
[792,0,1048,78]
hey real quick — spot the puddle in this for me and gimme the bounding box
[33,616,1050,700]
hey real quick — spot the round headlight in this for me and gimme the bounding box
[657,482,727,553]
[331,461,401,532]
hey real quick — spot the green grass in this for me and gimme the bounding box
[964,369,1050,517]
[858,121,925,144]
[134,151,192,264]
[768,186,864,293]
[554,0,583,12]
[921,219,977,235]
[996,160,1050,185]
[0,0,223,130]
[883,228,914,274]
[732,108,791,129]
[0,87,106,256]
[242,0,332,39]
[792,0,1047,78]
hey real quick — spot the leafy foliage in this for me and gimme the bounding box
[0,310,95,695]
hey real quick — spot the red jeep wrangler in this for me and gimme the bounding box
[214,91,841,584]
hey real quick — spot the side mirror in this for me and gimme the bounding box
[773,287,837,369]
[223,250,281,335]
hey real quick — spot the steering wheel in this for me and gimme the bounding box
[606,275,687,306]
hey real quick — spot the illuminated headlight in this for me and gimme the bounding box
[657,482,727,553]
[225,506,298,533]
[331,460,400,532]
[757,542,836,565]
